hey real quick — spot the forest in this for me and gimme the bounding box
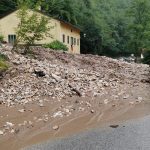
[0,0,150,63]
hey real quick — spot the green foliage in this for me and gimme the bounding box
[0,53,9,71]
[0,53,8,61]
[14,0,51,54]
[43,40,68,51]
[0,0,17,15]
[143,50,150,65]
[0,60,9,71]
[127,0,150,56]
[0,35,4,42]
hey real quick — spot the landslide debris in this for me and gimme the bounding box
[0,46,149,107]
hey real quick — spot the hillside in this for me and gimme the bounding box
[0,47,150,150]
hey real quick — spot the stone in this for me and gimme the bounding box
[52,111,63,118]
[123,95,130,99]
[137,97,143,101]
[53,125,59,130]
[10,129,15,133]
[0,130,4,135]
[110,125,119,128]
[51,74,61,82]
[129,102,134,105]
[5,122,14,128]
[18,109,25,113]
[39,103,44,107]
[91,110,95,113]
[104,99,109,104]
[34,70,45,77]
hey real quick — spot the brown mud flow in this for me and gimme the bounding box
[0,46,150,150]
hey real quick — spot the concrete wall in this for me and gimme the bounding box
[0,10,80,54]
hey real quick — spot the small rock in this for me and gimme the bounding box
[137,97,143,101]
[110,125,119,128]
[5,122,14,128]
[129,102,134,105]
[0,130,4,135]
[91,110,95,113]
[112,104,116,107]
[53,125,59,130]
[52,111,63,118]
[18,109,25,113]
[28,121,33,126]
[123,95,129,99]
[15,129,20,134]
[39,103,44,107]
[10,129,15,133]
[104,99,109,104]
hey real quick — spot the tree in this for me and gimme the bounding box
[127,0,150,56]
[14,1,51,54]
[0,0,17,15]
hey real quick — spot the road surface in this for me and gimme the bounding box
[25,115,150,150]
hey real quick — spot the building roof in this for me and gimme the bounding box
[0,9,81,31]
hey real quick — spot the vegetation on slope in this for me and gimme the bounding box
[0,53,9,73]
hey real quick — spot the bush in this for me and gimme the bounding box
[0,53,8,61]
[43,40,68,51]
[0,53,9,72]
[143,50,150,65]
[0,60,9,71]
[0,35,4,42]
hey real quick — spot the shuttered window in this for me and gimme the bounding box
[74,38,76,45]
[67,36,69,44]
[71,37,73,45]
[62,34,65,43]
[8,35,16,44]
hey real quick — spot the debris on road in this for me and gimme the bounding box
[0,47,149,107]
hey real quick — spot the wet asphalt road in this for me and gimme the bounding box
[26,115,150,150]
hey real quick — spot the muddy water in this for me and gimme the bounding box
[0,99,150,150]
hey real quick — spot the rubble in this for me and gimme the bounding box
[0,47,149,107]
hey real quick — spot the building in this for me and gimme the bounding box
[0,10,80,54]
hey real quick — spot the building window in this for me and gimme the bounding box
[67,36,69,44]
[77,39,80,46]
[74,38,76,45]
[71,37,74,45]
[62,34,65,43]
[71,29,73,32]
[8,34,16,44]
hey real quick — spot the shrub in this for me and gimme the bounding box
[0,53,8,61]
[43,40,68,51]
[0,60,9,71]
[0,53,9,72]
[0,35,4,42]
[143,50,150,65]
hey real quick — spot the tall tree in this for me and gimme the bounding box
[127,0,150,56]
[0,0,17,15]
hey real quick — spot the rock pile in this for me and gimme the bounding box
[0,47,149,106]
